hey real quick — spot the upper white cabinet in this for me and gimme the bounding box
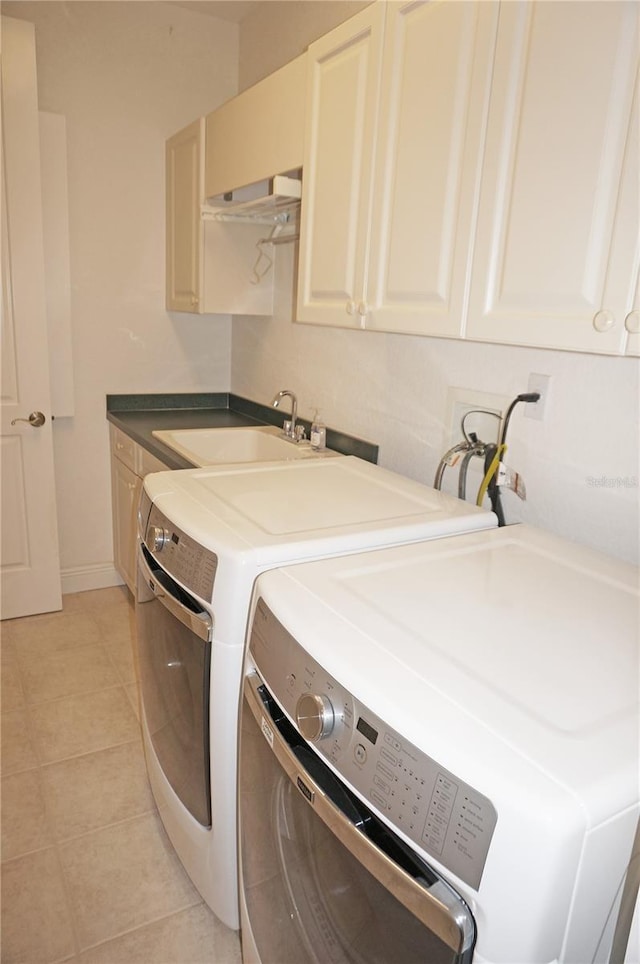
[606,70,639,357]
[297,2,498,335]
[296,0,639,355]
[167,55,308,316]
[297,0,498,335]
[166,118,202,312]
[166,119,274,316]
[205,55,306,199]
[466,0,639,354]
[296,3,385,329]
[367,0,498,337]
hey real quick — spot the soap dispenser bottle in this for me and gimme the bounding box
[310,411,326,451]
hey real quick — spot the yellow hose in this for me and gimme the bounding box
[476,444,506,507]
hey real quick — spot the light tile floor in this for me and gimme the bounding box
[1,586,242,964]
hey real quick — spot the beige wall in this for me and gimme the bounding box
[2,1,238,584]
[238,0,370,89]
[232,3,640,565]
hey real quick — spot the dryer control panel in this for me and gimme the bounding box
[249,596,497,890]
[141,502,218,602]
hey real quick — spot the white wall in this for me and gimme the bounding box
[2,1,238,584]
[235,6,640,566]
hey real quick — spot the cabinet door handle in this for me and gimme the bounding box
[346,300,356,315]
[624,309,640,334]
[593,309,615,333]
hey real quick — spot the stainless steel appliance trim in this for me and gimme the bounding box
[244,672,476,957]
[138,545,212,643]
[609,814,640,964]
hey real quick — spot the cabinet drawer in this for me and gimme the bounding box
[110,425,136,472]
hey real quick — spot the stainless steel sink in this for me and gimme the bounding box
[152,425,338,466]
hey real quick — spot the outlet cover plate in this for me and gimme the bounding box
[446,387,509,449]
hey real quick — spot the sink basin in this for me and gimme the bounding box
[152,426,338,466]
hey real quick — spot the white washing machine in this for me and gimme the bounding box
[239,524,639,963]
[135,455,497,930]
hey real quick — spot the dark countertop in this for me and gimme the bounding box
[106,393,378,469]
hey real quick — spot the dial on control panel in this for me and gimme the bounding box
[296,692,336,742]
[149,525,169,552]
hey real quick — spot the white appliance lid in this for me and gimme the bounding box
[143,457,496,559]
[253,524,639,822]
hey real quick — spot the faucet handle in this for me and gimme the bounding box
[295,424,306,442]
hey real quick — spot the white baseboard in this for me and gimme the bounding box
[61,563,124,596]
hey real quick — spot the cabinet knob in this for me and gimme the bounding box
[346,300,356,315]
[624,309,640,334]
[190,295,199,307]
[593,309,615,333]
[357,301,368,317]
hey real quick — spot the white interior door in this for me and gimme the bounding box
[1,16,61,620]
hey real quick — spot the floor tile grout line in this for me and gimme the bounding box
[76,896,208,957]
[20,678,133,711]
[28,730,146,769]
[37,734,145,773]
[53,801,160,849]
[51,837,85,960]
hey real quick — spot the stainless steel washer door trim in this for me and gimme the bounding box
[243,672,476,958]
[138,545,212,643]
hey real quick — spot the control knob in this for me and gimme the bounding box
[296,692,336,742]
[148,525,169,552]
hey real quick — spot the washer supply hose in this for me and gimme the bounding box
[434,441,472,490]
[476,444,506,508]
[478,392,540,525]
[458,444,486,501]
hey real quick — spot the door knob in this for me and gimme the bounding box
[11,411,46,427]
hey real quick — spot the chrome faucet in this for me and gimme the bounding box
[271,389,304,442]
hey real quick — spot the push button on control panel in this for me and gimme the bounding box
[354,743,367,765]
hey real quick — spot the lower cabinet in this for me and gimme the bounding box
[110,426,168,593]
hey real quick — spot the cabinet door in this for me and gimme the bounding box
[296,3,385,328]
[366,0,499,337]
[111,456,140,594]
[205,55,306,199]
[166,118,203,313]
[606,71,640,357]
[466,1,639,353]
[623,270,640,357]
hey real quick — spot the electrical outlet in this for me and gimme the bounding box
[446,387,509,448]
[525,373,551,420]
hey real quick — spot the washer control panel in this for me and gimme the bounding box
[249,596,497,890]
[142,503,217,602]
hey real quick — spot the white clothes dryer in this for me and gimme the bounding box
[135,455,497,930]
[239,524,639,963]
